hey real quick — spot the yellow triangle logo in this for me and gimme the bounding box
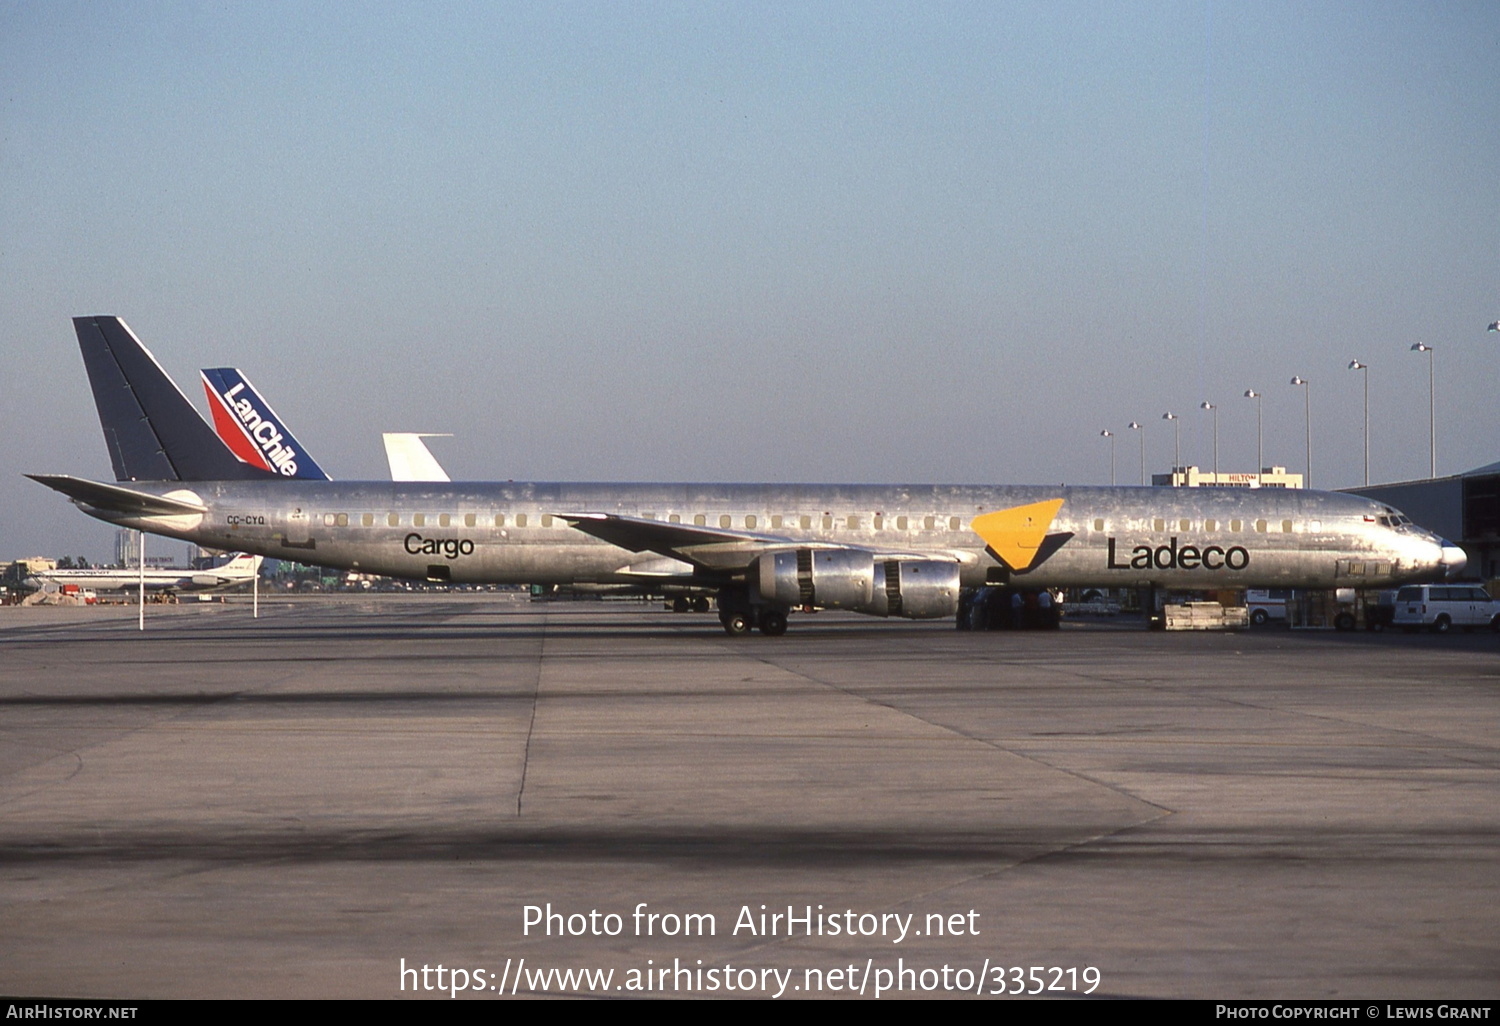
[971,499,1065,571]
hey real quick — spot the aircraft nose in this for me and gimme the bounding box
[1439,539,1467,578]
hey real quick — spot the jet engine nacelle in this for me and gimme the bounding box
[758,548,874,611]
[755,549,960,619]
[867,558,962,619]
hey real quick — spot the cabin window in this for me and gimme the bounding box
[923,516,935,531]
[1255,519,1267,533]
[822,515,834,531]
[745,515,757,529]
[1179,519,1191,532]
[1281,519,1293,533]
[494,514,506,527]
[800,515,812,530]
[388,513,400,527]
[540,515,552,527]
[897,515,908,531]
[770,515,782,529]
[362,513,374,527]
[464,513,476,528]
[439,514,451,527]
[669,514,680,524]
[719,514,731,528]
[1230,519,1242,532]
[336,513,348,527]
[413,514,425,527]
[873,515,883,530]
[1093,518,1105,532]
[516,513,527,527]
[949,517,961,531]
[1204,519,1216,531]
[1153,518,1165,533]
[694,514,706,526]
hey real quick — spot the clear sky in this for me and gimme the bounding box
[3,1,1498,562]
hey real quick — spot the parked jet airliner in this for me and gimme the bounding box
[31,317,1464,635]
[26,552,263,595]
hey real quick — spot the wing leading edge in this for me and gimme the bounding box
[559,512,948,574]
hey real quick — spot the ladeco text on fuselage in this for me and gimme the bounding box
[1105,535,1250,572]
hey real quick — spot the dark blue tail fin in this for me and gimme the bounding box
[73,316,273,482]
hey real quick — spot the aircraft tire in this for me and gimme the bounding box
[759,610,788,636]
[720,612,751,637]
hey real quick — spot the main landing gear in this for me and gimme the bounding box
[718,604,789,637]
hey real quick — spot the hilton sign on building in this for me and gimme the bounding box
[1152,466,1305,489]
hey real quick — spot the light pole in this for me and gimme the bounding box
[1243,389,1263,483]
[1128,422,1144,485]
[1162,412,1180,478]
[1290,376,1311,488]
[1200,401,1218,479]
[1348,360,1369,486]
[1410,343,1435,478]
[1100,430,1115,485]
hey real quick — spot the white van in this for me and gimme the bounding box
[1245,588,1292,625]
[1392,584,1500,633]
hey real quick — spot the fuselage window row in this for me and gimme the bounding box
[326,512,1314,538]
[332,513,976,533]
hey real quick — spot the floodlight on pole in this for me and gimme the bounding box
[1128,422,1144,484]
[1243,389,1263,483]
[1100,430,1115,485]
[1410,343,1435,478]
[1200,401,1218,478]
[1348,360,1369,486]
[1162,412,1180,474]
[1290,376,1311,489]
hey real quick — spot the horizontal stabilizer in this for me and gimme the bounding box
[25,474,207,516]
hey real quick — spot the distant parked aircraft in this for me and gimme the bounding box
[27,552,263,594]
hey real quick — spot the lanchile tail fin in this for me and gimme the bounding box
[73,316,273,482]
[201,368,331,480]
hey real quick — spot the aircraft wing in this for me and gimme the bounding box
[26,475,207,516]
[559,512,938,573]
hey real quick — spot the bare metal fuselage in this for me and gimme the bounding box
[73,480,1452,593]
